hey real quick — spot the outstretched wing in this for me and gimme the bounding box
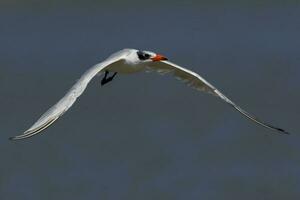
[10,51,126,140]
[147,60,289,134]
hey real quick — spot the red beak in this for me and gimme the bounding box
[151,54,168,62]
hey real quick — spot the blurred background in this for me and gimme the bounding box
[0,0,299,199]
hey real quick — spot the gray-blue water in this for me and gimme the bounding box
[0,3,299,200]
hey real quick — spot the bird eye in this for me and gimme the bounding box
[137,51,144,60]
[137,51,150,60]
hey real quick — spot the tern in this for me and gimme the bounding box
[10,48,289,140]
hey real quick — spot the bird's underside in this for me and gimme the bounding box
[10,49,289,140]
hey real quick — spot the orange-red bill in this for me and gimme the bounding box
[151,54,168,62]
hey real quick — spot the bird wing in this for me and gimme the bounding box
[146,60,289,134]
[10,51,127,140]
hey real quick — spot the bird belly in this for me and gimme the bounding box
[107,62,144,74]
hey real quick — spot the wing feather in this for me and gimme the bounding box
[10,50,127,140]
[147,60,289,134]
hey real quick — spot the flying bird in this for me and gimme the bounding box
[10,48,289,140]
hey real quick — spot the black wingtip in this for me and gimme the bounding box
[269,125,290,135]
[276,128,290,135]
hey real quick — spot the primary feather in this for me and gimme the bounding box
[10,49,128,140]
[147,60,289,134]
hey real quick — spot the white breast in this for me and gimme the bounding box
[107,60,145,74]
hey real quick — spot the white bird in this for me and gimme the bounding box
[10,48,289,140]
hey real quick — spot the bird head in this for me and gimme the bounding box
[137,50,168,62]
[124,49,168,65]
